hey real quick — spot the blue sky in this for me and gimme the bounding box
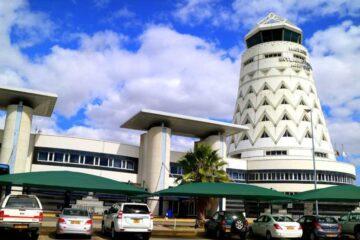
[0,0,360,181]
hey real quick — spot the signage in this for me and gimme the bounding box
[279,57,312,71]
[289,47,307,56]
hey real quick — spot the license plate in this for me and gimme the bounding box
[14,224,28,229]
[133,219,140,224]
[287,226,295,230]
[327,234,337,237]
[71,220,80,224]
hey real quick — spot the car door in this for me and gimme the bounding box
[263,215,272,236]
[252,216,265,236]
[304,216,314,237]
[338,214,349,234]
[207,212,220,233]
[104,207,114,228]
[348,214,358,234]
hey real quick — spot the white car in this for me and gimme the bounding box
[0,194,43,240]
[56,208,93,238]
[250,214,303,240]
[102,202,153,240]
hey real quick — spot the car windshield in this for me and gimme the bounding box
[225,212,245,220]
[273,216,294,222]
[317,217,337,223]
[5,196,39,209]
[63,209,88,216]
[123,205,149,214]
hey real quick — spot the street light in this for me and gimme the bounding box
[305,108,319,216]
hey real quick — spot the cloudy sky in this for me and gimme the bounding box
[0,0,360,180]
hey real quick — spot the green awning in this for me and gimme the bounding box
[293,185,360,202]
[0,171,148,196]
[155,182,291,201]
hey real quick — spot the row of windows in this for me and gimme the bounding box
[246,28,302,48]
[266,150,287,156]
[239,84,316,96]
[242,113,317,125]
[265,52,281,58]
[293,54,305,61]
[227,169,246,182]
[34,148,137,172]
[315,152,327,158]
[243,58,254,66]
[247,171,354,184]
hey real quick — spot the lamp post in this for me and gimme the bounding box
[305,108,319,216]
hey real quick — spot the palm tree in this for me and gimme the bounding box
[176,143,229,221]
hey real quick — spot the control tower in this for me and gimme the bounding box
[0,86,57,174]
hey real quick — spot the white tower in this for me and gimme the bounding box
[229,13,355,193]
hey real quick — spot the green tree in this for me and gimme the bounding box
[176,143,230,220]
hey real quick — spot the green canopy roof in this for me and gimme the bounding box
[293,185,360,202]
[0,171,148,196]
[155,182,291,201]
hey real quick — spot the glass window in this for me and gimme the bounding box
[84,155,94,165]
[127,161,134,170]
[38,152,48,161]
[113,159,121,168]
[284,29,292,41]
[123,204,149,214]
[99,157,108,167]
[273,28,282,40]
[63,209,89,216]
[70,154,79,164]
[54,152,64,162]
[262,30,272,42]
[5,196,40,209]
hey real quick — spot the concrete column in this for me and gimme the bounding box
[140,126,171,214]
[0,104,33,174]
[196,133,227,159]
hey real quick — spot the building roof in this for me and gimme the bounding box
[121,109,248,138]
[0,86,57,117]
[245,12,302,40]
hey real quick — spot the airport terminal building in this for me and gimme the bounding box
[0,13,356,216]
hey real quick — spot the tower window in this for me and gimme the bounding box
[263,84,269,90]
[246,103,252,109]
[261,131,269,138]
[242,134,249,141]
[282,114,290,120]
[280,83,286,89]
[322,134,327,141]
[265,53,282,58]
[244,118,251,124]
[302,115,310,122]
[262,100,269,106]
[283,130,292,137]
[248,87,254,94]
[266,150,287,156]
[297,85,303,91]
[315,152,327,158]
[318,118,322,124]
[305,131,312,138]
[293,54,305,61]
[243,58,254,66]
[281,99,288,105]
[299,100,306,106]
[262,115,269,121]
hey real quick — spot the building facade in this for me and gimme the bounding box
[228,13,355,193]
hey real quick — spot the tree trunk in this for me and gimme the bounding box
[196,197,209,227]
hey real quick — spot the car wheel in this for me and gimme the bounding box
[111,224,117,240]
[142,233,151,240]
[266,231,272,240]
[310,232,317,240]
[216,229,225,240]
[356,231,360,240]
[30,231,39,240]
[234,220,244,231]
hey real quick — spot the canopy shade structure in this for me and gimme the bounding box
[293,185,360,202]
[121,109,248,138]
[155,182,291,201]
[0,171,148,196]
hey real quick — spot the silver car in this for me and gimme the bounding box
[56,208,93,239]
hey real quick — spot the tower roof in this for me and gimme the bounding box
[245,13,302,40]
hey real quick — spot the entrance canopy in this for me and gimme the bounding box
[155,182,291,201]
[293,185,360,202]
[0,171,148,196]
[121,109,248,138]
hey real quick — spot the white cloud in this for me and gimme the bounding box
[173,0,360,29]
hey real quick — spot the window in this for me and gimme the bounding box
[322,134,327,141]
[246,28,302,48]
[99,157,108,167]
[302,115,309,122]
[293,54,305,61]
[283,130,292,137]
[315,152,327,158]
[262,115,269,121]
[170,163,183,176]
[297,85,303,91]
[305,131,312,138]
[299,100,306,106]
[248,87,254,94]
[126,161,134,170]
[262,100,269,106]
[265,52,281,58]
[243,58,254,66]
[54,153,64,162]
[261,131,269,138]
[318,118,323,124]
[263,84,269,90]
[266,150,287,156]
[38,152,48,161]
[282,114,290,120]
[84,156,94,165]
[281,99,288,104]
[280,83,286,89]
[69,154,79,164]
[244,118,251,124]
[242,134,249,141]
[246,103,252,109]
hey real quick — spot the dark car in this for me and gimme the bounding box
[298,215,341,240]
[204,211,248,239]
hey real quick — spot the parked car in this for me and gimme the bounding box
[250,214,302,240]
[298,215,341,240]
[338,212,360,240]
[56,208,93,239]
[102,202,153,240]
[204,211,248,239]
[0,194,43,240]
